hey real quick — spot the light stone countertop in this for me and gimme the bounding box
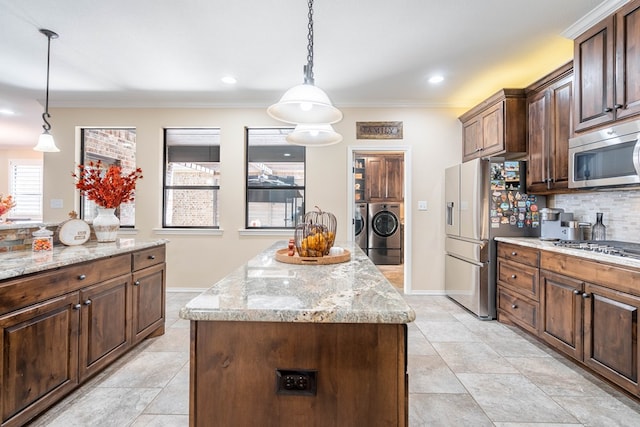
[179,241,416,324]
[0,238,169,281]
[495,236,640,270]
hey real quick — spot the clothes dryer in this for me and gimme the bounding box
[368,202,402,264]
[354,203,368,253]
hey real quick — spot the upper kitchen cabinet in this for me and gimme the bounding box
[459,89,527,162]
[573,0,640,132]
[365,154,404,202]
[526,62,573,194]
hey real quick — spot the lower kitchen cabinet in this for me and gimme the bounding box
[0,244,166,427]
[499,241,640,400]
[583,283,640,395]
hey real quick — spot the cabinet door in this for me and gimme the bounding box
[550,76,572,188]
[480,101,504,157]
[574,16,615,131]
[527,90,549,190]
[365,157,384,201]
[0,293,80,426]
[462,118,482,161]
[385,156,404,201]
[615,0,640,121]
[539,271,584,361]
[132,263,166,343]
[583,283,640,395]
[78,275,131,381]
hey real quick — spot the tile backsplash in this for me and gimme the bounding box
[551,189,640,242]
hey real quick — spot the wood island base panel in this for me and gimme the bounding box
[180,241,415,427]
[0,239,167,427]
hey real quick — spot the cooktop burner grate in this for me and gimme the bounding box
[554,240,640,260]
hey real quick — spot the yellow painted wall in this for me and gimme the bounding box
[42,106,464,293]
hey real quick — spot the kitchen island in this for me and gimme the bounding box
[0,238,167,427]
[180,241,415,427]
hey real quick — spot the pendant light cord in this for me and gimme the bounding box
[40,29,58,133]
[303,0,315,85]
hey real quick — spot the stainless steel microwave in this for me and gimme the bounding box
[569,120,640,189]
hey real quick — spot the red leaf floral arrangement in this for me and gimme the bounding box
[0,194,16,216]
[72,161,143,208]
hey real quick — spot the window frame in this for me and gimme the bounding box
[162,127,221,229]
[245,127,305,230]
[7,158,43,221]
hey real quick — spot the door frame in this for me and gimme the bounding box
[347,145,412,294]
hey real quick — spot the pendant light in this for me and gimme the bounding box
[33,28,60,152]
[286,123,343,146]
[267,0,343,126]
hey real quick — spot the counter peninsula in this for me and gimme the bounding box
[0,238,167,427]
[180,241,415,427]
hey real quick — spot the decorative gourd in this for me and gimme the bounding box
[294,206,337,257]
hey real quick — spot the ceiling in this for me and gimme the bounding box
[0,0,619,149]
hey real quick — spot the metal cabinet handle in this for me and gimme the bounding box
[84,299,92,306]
[511,274,517,279]
[511,304,518,309]
[614,103,623,109]
[134,280,140,286]
[604,107,613,112]
[511,251,517,256]
[148,255,156,260]
[73,304,82,310]
[582,293,590,299]
[573,289,581,295]
[78,274,86,280]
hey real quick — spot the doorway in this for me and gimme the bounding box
[348,146,411,293]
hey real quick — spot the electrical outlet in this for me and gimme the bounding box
[418,200,428,211]
[276,369,317,396]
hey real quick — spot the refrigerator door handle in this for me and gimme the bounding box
[446,202,454,226]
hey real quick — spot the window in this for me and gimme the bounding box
[80,128,137,227]
[163,128,221,228]
[8,159,43,221]
[246,128,305,228]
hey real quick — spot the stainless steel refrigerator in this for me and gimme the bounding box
[444,158,544,319]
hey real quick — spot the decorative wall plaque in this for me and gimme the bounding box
[356,121,403,140]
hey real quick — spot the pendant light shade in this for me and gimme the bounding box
[268,83,342,124]
[34,28,60,153]
[286,123,343,146]
[268,0,343,135]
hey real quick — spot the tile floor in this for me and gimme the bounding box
[29,292,640,426]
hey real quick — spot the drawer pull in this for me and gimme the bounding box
[148,255,156,260]
[582,293,590,299]
[134,280,141,286]
[511,304,518,309]
[573,289,581,295]
[511,251,517,256]
[73,304,82,310]
[511,274,517,279]
[84,299,92,306]
[78,274,86,280]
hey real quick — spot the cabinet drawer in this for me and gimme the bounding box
[0,254,131,315]
[498,287,539,334]
[497,243,539,267]
[497,259,539,300]
[133,245,165,271]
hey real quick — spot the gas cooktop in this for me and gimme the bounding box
[554,240,640,260]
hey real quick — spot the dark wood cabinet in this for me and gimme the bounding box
[526,63,573,194]
[0,294,80,427]
[0,245,166,427]
[583,283,640,395]
[364,155,404,202]
[353,157,366,202]
[574,0,640,132]
[459,89,526,162]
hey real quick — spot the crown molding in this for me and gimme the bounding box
[562,0,630,39]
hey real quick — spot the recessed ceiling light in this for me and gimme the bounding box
[0,108,15,115]
[428,75,444,84]
[221,76,237,85]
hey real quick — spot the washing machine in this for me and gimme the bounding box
[368,202,402,265]
[354,203,367,253]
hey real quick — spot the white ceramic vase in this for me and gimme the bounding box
[93,207,119,242]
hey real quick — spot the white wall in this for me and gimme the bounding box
[42,106,464,292]
[0,148,42,195]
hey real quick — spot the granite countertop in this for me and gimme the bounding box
[0,238,169,281]
[495,236,640,270]
[180,241,416,324]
